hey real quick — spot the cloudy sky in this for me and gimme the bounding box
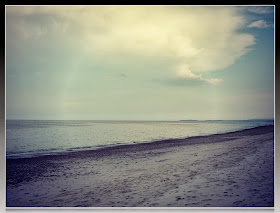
[6,6,274,120]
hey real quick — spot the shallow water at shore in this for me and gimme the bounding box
[6,120,273,159]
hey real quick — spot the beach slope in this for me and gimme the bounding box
[6,125,274,207]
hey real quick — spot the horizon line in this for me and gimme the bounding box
[5,118,274,121]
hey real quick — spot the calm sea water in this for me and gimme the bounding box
[6,120,273,159]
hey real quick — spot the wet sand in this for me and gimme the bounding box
[6,125,274,207]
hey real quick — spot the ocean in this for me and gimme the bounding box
[6,120,273,159]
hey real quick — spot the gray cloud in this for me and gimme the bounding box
[120,73,127,78]
[165,78,209,87]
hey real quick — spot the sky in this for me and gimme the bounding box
[6,6,274,120]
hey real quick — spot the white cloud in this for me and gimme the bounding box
[248,20,271,28]
[248,6,274,14]
[205,78,223,85]
[6,6,257,85]
[176,64,201,79]
[176,64,222,85]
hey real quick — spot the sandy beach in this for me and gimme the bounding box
[6,125,274,207]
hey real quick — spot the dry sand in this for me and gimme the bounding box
[6,125,274,207]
